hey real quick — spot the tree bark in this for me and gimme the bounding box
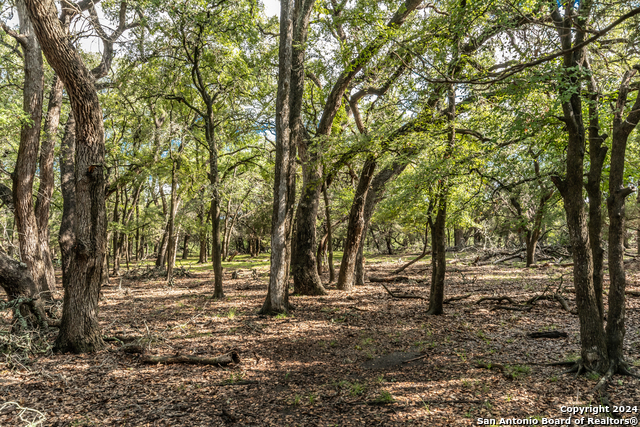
[35,73,64,295]
[260,0,315,314]
[427,191,447,315]
[323,184,335,283]
[605,69,640,368]
[24,0,108,353]
[337,157,376,291]
[12,0,51,299]
[58,114,76,286]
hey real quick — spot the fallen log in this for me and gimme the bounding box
[626,290,640,297]
[527,331,568,339]
[141,351,240,366]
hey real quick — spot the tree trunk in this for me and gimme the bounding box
[12,0,51,299]
[166,151,180,282]
[548,4,608,372]
[198,205,207,263]
[605,70,640,369]
[58,114,76,287]
[209,144,224,299]
[453,228,464,248]
[35,73,64,295]
[260,0,315,314]
[585,75,608,322]
[323,185,335,283]
[291,152,327,295]
[182,234,190,260]
[427,193,446,315]
[337,157,376,291]
[25,0,108,353]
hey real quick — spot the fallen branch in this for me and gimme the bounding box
[369,276,410,283]
[476,296,518,305]
[491,305,532,312]
[141,351,240,366]
[393,251,430,274]
[527,331,568,339]
[444,293,472,304]
[626,290,640,297]
[380,283,426,300]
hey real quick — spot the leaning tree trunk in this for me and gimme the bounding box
[605,70,640,370]
[337,157,376,291]
[12,1,52,299]
[25,0,107,353]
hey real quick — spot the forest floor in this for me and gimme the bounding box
[1,252,640,426]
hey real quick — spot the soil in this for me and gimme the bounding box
[1,254,639,426]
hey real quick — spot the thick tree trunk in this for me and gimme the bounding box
[35,74,64,295]
[337,157,376,291]
[292,159,326,295]
[25,0,108,353]
[12,1,51,299]
[605,70,640,368]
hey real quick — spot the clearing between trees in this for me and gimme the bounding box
[1,253,639,426]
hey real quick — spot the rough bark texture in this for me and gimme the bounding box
[585,64,608,322]
[25,0,107,353]
[546,2,610,373]
[12,0,51,299]
[606,69,640,367]
[337,157,376,291]
[0,251,47,328]
[58,114,76,285]
[35,74,64,294]
[261,0,315,313]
